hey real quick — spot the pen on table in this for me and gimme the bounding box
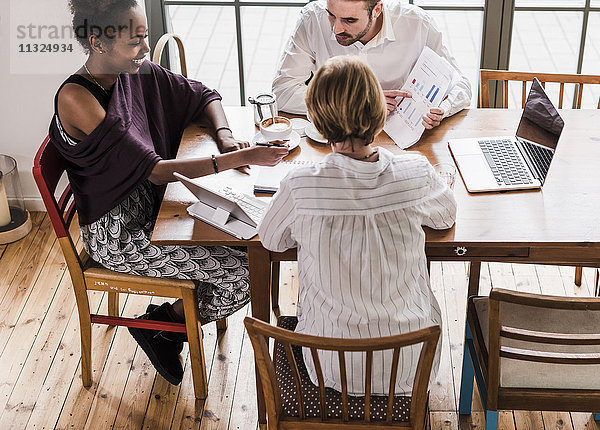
[256,142,288,147]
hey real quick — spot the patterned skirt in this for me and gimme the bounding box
[80,181,250,322]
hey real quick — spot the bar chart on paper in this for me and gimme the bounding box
[425,84,440,103]
[399,99,421,128]
[384,46,459,148]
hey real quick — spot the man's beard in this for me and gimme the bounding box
[335,14,373,46]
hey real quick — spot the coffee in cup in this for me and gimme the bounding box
[260,116,292,141]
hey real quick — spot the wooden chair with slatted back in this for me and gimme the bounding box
[244,316,440,429]
[479,69,600,109]
[33,136,221,399]
[478,69,600,291]
[459,288,600,430]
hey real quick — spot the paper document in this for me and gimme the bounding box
[254,160,316,194]
[384,47,460,149]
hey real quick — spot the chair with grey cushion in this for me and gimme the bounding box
[459,288,600,429]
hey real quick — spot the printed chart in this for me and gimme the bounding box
[384,47,459,149]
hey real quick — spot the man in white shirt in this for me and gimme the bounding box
[272,0,472,128]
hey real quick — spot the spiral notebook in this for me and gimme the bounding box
[254,160,316,194]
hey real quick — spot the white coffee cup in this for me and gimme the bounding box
[260,116,292,141]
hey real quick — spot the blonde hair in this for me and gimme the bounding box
[306,56,386,145]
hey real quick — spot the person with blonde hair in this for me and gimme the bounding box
[259,56,456,396]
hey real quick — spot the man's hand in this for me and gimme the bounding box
[383,90,412,115]
[422,107,444,129]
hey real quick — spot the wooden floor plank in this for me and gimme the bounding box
[0,250,71,428]
[82,294,152,429]
[228,262,297,430]
[430,411,458,429]
[112,303,168,429]
[440,263,470,412]
[141,371,182,429]
[0,214,53,356]
[514,410,545,430]
[571,413,599,430]
[226,327,258,430]
[112,299,174,430]
[0,217,62,418]
[0,212,44,307]
[429,262,458,411]
[24,290,105,430]
[275,262,299,317]
[54,295,124,429]
[170,319,220,430]
[198,306,249,430]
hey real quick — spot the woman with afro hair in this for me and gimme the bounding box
[49,0,288,386]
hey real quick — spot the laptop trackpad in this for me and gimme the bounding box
[456,154,498,191]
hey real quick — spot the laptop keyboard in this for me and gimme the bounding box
[478,139,534,186]
[519,139,553,178]
[220,187,266,225]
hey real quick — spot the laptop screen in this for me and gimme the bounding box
[515,78,564,150]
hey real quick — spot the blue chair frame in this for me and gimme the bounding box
[458,289,600,430]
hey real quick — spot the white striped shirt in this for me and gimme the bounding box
[258,147,456,395]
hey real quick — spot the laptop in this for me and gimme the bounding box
[449,78,564,192]
[173,172,268,240]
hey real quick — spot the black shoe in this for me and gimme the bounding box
[146,303,189,345]
[128,303,184,385]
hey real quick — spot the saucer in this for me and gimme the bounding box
[305,122,327,144]
[290,118,311,136]
[252,130,300,151]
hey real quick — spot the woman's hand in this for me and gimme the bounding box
[216,129,250,153]
[241,145,289,166]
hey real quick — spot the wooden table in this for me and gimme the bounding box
[151,107,600,423]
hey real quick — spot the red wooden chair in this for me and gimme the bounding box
[32,136,223,398]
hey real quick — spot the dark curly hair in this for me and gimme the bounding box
[69,0,139,53]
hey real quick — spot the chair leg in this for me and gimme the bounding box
[216,318,228,331]
[182,289,208,399]
[594,413,600,421]
[271,262,280,314]
[468,261,481,297]
[108,292,119,320]
[78,313,93,387]
[459,325,474,415]
[485,410,498,430]
[575,266,583,286]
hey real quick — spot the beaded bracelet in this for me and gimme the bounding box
[211,154,219,173]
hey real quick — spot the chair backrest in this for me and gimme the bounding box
[244,316,440,429]
[479,69,600,109]
[152,33,188,77]
[32,136,84,276]
[485,288,600,411]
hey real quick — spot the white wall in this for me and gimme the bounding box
[1,0,85,210]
